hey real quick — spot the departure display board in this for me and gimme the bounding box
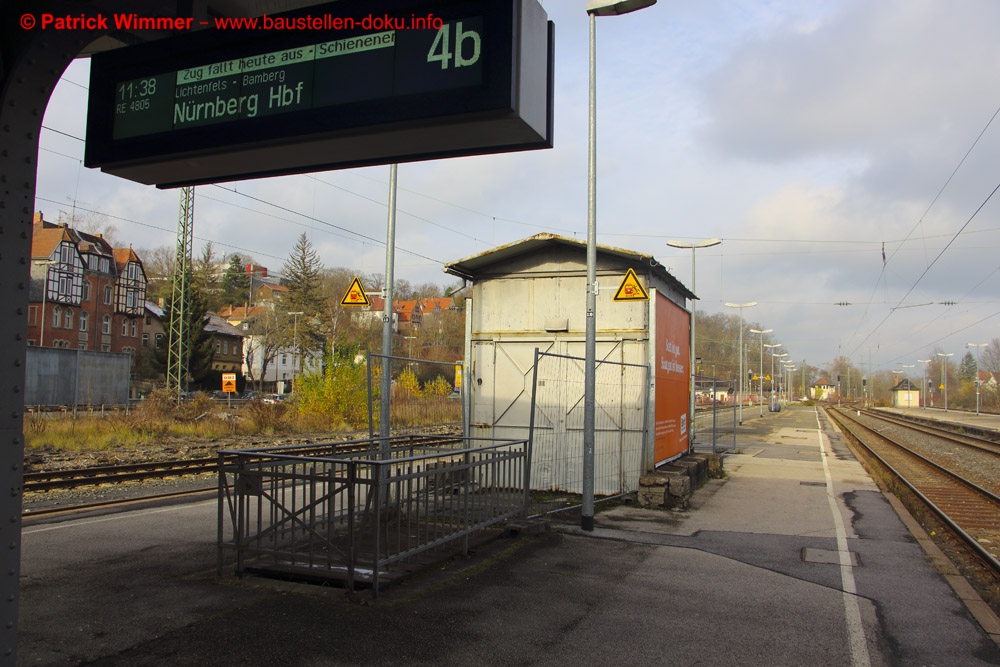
[86,0,552,188]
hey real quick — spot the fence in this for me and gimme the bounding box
[25,347,131,408]
[366,353,463,436]
[217,434,527,594]
[528,349,649,498]
[690,374,737,454]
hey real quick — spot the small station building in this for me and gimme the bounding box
[891,378,920,408]
[444,233,695,494]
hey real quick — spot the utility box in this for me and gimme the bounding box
[445,234,695,493]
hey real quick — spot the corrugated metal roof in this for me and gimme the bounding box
[443,233,697,300]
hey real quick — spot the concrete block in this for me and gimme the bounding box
[667,473,691,498]
[706,454,724,478]
[637,473,669,508]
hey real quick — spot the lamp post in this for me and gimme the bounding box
[583,0,657,533]
[749,328,772,417]
[917,359,931,408]
[763,343,782,409]
[33,259,56,348]
[723,301,756,424]
[287,311,303,392]
[900,364,915,409]
[968,343,987,415]
[937,352,954,411]
[667,238,722,440]
[783,364,796,404]
[772,352,787,407]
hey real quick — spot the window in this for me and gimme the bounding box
[100,258,110,273]
[79,312,88,332]
[281,354,288,366]
[216,340,221,354]
[142,333,149,347]
[82,280,91,302]
[64,309,73,329]
[103,285,113,305]
[130,319,137,337]
[102,315,111,335]
[154,333,164,348]
[28,306,37,326]
[122,318,128,336]
[223,341,229,355]
[145,315,151,325]
[52,306,61,329]
[101,344,110,352]
[78,340,87,350]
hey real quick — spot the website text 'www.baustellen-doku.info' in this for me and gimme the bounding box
[19,12,444,32]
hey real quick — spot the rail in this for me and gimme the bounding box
[827,407,1000,576]
[217,434,529,594]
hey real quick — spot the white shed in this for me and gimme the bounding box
[445,234,695,495]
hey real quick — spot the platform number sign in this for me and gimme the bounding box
[428,21,481,69]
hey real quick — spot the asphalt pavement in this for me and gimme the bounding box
[17,405,1000,666]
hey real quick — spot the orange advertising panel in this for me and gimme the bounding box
[654,292,691,463]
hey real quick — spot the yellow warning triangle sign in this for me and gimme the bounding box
[613,268,650,302]
[340,276,371,307]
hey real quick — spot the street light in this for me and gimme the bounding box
[763,342,782,411]
[32,259,56,348]
[968,343,987,415]
[668,238,722,442]
[917,359,931,408]
[287,311,303,392]
[723,301,757,424]
[771,352,787,408]
[783,364,797,404]
[583,0,657,533]
[937,352,954,411]
[749,328,772,417]
[900,364,915,409]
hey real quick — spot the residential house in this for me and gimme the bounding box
[143,300,166,351]
[205,313,244,373]
[28,213,147,364]
[254,283,287,304]
[810,376,837,401]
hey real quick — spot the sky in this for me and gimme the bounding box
[33,0,1000,376]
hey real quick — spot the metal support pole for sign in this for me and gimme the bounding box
[379,164,398,460]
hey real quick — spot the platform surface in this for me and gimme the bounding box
[17,405,1000,666]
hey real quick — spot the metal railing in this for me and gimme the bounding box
[217,434,527,594]
[691,375,738,454]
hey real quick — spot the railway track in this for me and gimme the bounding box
[826,406,1000,576]
[22,434,465,502]
[23,457,219,492]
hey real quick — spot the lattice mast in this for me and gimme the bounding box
[166,186,195,401]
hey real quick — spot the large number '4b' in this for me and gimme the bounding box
[427,22,481,69]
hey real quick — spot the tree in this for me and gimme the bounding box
[959,351,978,383]
[154,272,215,389]
[282,233,327,356]
[220,254,250,307]
[136,245,175,304]
[193,242,222,311]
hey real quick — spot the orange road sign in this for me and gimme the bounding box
[222,373,237,394]
[340,276,371,307]
[613,268,650,302]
